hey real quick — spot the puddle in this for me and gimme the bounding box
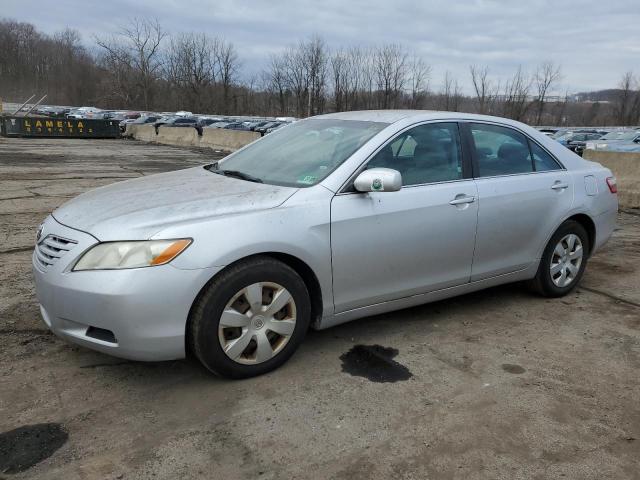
[0,423,68,474]
[502,364,526,374]
[340,344,412,383]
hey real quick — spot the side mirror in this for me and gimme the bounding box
[354,168,402,193]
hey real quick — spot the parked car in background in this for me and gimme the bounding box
[34,106,52,116]
[607,142,640,153]
[152,116,176,132]
[205,121,234,129]
[254,121,281,134]
[224,122,252,131]
[195,117,224,135]
[34,106,71,117]
[132,115,161,125]
[585,130,640,151]
[32,111,618,378]
[105,111,139,121]
[154,116,199,134]
[265,122,287,134]
[557,132,605,156]
[168,116,199,127]
[538,128,560,137]
[120,115,161,133]
[554,130,601,146]
[66,107,103,119]
[243,120,271,131]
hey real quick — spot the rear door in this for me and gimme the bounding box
[463,122,574,281]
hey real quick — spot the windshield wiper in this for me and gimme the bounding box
[212,169,263,183]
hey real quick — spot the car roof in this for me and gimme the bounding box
[315,110,532,127]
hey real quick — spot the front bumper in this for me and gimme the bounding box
[33,216,222,361]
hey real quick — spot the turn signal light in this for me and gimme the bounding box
[150,239,192,265]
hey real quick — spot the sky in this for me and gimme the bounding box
[3,0,639,94]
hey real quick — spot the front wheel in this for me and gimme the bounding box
[188,257,311,379]
[530,220,590,297]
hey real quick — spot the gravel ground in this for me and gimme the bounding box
[1,136,639,480]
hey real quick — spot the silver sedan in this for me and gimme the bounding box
[33,111,618,378]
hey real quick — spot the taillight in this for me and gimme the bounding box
[606,176,617,194]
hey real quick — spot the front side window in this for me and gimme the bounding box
[469,123,561,177]
[366,122,463,186]
[217,119,387,187]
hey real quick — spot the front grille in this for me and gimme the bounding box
[35,234,77,269]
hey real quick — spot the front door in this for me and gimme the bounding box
[330,122,478,313]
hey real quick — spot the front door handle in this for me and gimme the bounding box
[449,195,475,205]
[551,182,569,190]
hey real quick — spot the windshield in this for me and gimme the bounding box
[601,131,639,141]
[216,119,387,187]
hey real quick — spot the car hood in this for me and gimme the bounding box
[52,166,298,240]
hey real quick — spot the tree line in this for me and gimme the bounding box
[1,17,639,126]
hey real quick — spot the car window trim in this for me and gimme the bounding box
[337,120,473,194]
[460,120,565,179]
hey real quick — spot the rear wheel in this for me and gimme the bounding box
[188,257,310,378]
[530,220,589,297]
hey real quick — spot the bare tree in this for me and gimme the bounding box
[408,56,431,109]
[267,35,327,117]
[470,65,496,114]
[302,35,328,116]
[374,44,408,109]
[330,48,348,112]
[266,54,288,115]
[344,47,366,110]
[440,71,462,111]
[165,33,215,111]
[7,17,640,125]
[613,71,640,126]
[533,61,562,125]
[213,39,240,114]
[502,66,532,121]
[95,18,166,110]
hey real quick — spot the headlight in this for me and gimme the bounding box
[73,239,191,271]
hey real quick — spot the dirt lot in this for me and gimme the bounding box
[1,137,639,480]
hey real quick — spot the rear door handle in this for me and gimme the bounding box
[551,182,569,190]
[449,195,475,205]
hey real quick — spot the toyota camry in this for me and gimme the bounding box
[33,111,618,378]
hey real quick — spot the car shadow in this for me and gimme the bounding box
[69,281,533,384]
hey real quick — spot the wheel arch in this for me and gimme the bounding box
[565,213,596,255]
[185,252,324,353]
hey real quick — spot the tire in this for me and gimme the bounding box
[188,256,311,379]
[530,220,590,297]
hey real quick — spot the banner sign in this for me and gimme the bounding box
[2,117,120,138]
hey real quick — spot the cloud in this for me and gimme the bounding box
[2,0,638,93]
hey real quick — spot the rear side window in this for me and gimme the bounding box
[469,123,561,177]
[470,124,532,176]
[528,140,561,172]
